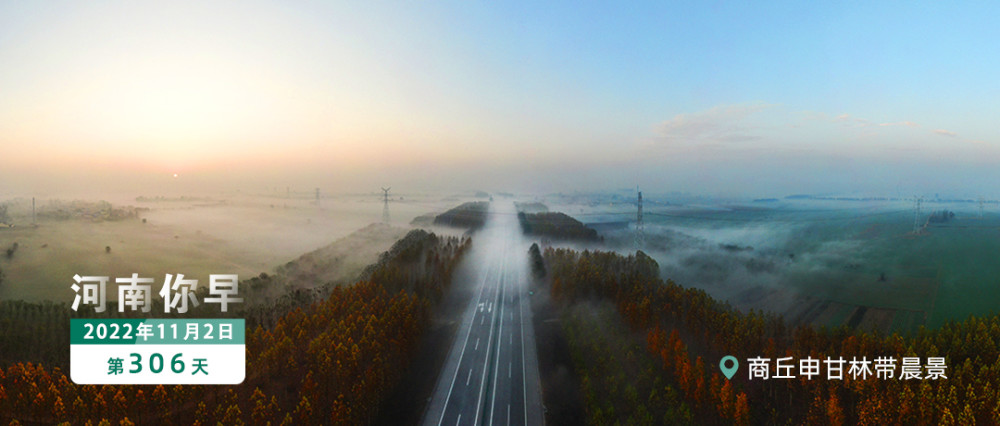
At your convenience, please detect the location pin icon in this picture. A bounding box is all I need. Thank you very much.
[720,355,739,380]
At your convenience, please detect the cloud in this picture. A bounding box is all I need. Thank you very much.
[654,103,770,147]
[834,113,873,127]
[836,114,921,129]
[932,129,958,137]
[878,121,919,128]
[797,111,828,122]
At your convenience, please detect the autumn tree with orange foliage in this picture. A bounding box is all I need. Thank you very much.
[542,247,1000,425]
[0,230,470,425]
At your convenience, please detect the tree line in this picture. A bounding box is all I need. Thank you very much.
[0,230,470,424]
[542,247,1000,425]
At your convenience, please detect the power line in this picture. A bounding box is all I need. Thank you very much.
[381,187,391,223]
[393,205,913,223]
[912,196,923,234]
[635,187,644,249]
[389,198,917,224]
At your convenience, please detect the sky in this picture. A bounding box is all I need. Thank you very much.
[1,1,999,197]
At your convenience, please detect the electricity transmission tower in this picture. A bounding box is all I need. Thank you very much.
[912,196,923,234]
[381,187,391,223]
[635,187,644,249]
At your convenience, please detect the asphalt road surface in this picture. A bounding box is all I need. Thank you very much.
[423,202,545,426]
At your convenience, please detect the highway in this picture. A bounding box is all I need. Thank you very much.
[423,202,545,426]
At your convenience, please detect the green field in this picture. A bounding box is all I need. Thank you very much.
[630,203,1000,333]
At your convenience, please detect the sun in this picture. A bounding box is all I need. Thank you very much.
[173,173,178,178]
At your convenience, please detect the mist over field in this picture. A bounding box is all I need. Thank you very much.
[4,1,1000,424]
[0,191,470,302]
[3,178,998,336]
[526,195,1000,333]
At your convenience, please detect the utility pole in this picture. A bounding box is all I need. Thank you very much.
[381,187,391,223]
[912,196,923,234]
[635,187,644,249]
